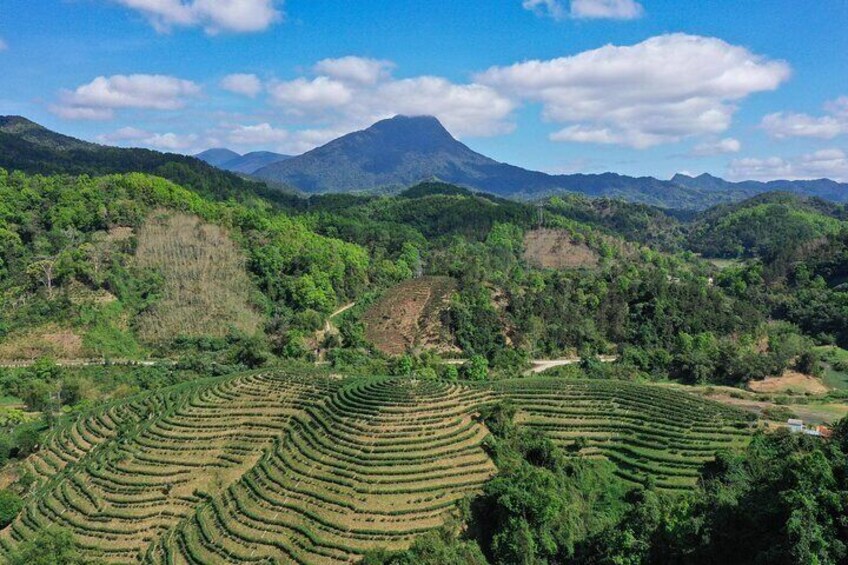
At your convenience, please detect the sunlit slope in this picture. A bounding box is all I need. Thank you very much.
[490,378,751,489]
[0,373,751,563]
[148,378,495,564]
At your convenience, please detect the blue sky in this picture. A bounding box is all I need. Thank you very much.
[1,0,846,181]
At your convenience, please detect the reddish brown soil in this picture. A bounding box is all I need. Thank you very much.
[523,228,600,269]
[363,276,458,356]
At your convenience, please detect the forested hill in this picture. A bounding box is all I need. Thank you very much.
[0,116,298,206]
[688,192,846,264]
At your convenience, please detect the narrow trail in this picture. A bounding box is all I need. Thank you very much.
[442,355,619,375]
[329,302,356,319]
[0,359,173,368]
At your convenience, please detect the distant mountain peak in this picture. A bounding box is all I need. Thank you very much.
[195,148,242,168]
[196,147,291,174]
[348,114,461,153]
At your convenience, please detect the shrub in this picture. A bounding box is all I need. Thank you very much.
[0,489,23,527]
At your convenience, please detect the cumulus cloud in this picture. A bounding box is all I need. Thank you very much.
[51,75,200,120]
[314,57,394,85]
[570,0,643,19]
[691,137,741,156]
[523,0,643,20]
[52,74,201,120]
[476,34,790,148]
[220,73,262,97]
[728,149,848,182]
[761,97,848,139]
[216,122,345,154]
[98,126,199,151]
[227,122,289,145]
[268,77,354,109]
[267,56,516,137]
[111,0,282,34]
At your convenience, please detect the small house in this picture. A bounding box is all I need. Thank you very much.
[787,419,804,433]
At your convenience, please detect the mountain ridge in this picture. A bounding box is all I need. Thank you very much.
[251,115,848,209]
[195,148,291,174]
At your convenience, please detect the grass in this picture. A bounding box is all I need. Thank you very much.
[817,346,848,391]
[705,258,741,270]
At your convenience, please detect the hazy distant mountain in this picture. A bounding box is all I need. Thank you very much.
[672,172,848,203]
[253,115,848,209]
[196,148,291,174]
[196,148,241,168]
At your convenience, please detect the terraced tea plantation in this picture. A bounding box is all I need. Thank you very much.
[0,371,752,563]
[490,378,752,490]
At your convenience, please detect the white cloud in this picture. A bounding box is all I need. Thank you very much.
[523,0,643,20]
[268,77,354,109]
[477,34,790,148]
[220,73,262,97]
[227,122,289,145]
[215,122,345,154]
[761,97,848,139]
[728,149,848,182]
[314,57,394,85]
[49,105,114,120]
[267,57,516,138]
[52,74,200,120]
[111,0,282,34]
[691,137,741,156]
[98,126,198,151]
[570,0,644,19]
[522,0,569,20]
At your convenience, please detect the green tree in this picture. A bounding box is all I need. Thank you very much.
[8,527,97,565]
[0,489,24,527]
[462,355,489,381]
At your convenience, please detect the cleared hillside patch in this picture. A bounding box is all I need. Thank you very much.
[523,228,600,269]
[363,276,458,355]
[134,210,262,344]
[0,324,84,360]
[748,370,829,395]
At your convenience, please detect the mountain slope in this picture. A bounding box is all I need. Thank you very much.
[253,115,709,208]
[688,192,845,262]
[195,147,241,168]
[222,150,291,174]
[673,172,848,203]
[0,115,293,204]
[253,115,848,209]
[196,148,291,174]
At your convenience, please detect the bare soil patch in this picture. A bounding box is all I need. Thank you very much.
[0,325,84,360]
[748,371,829,395]
[363,276,458,355]
[523,228,600,269]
